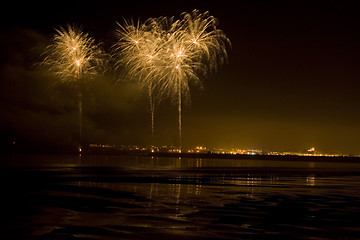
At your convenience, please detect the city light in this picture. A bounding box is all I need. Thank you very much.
[86,143,348,158]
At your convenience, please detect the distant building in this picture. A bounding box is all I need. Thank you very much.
[89,143,116,149]
[307,147,316,154]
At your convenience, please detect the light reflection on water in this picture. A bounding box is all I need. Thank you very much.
[1,154,360,239]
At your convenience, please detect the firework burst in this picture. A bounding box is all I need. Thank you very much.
[113,10,230,150]
[43,24,105,82]
[42,24,105,152]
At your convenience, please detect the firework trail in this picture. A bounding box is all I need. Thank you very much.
[42,24,105,152]
[113,10,230,150]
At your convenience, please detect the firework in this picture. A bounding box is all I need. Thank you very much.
[42,24,105,152]
[164,10,230,150]
[113,10,230,150]
[113,18,169,141]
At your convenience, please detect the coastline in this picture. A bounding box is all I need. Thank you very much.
[82,148,360,163]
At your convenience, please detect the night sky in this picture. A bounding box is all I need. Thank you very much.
[1,1,360,154]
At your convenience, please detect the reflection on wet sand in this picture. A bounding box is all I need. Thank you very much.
[306,175,316,186]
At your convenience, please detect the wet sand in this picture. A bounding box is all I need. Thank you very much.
[1,154,360,239]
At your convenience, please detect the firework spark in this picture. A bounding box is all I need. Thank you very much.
[113,10,230,150]
[42,24,105,152]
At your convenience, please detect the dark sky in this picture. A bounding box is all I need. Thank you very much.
[1,0,360,154]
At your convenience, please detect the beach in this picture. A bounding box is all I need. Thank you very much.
[1,154,360,239]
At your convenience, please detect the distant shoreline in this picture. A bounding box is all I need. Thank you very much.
[81,149,360,163]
